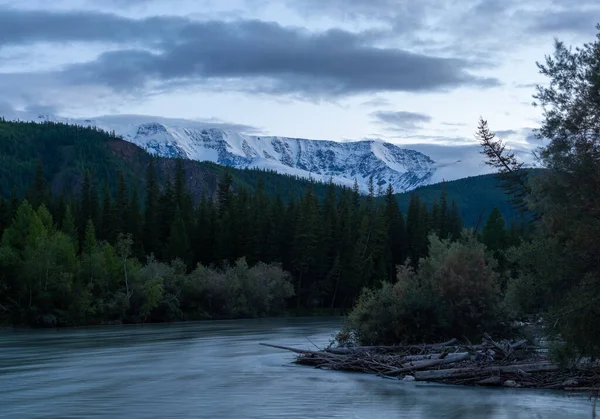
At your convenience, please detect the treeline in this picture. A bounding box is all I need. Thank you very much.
[0,152,469,326]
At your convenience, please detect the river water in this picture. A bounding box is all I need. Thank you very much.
[0,318,594,418]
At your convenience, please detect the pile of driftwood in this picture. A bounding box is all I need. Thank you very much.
[260,334,600,392]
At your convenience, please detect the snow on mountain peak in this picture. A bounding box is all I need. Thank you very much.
[1,111,492,193]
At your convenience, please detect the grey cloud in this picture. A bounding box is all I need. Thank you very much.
[371,110,432,131]
[360,97,392,108]
[0,8,191,47]
[188,118,265,135]
[90,114,266,135]
[0,7,503,109]
[441,122,466,127]
[495,129,518,137]
[286,0,424,24]
[528,10,600,35]
[24,103,61,115]
[37,15,499,98]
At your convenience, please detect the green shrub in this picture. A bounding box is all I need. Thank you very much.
[338,230,507,345]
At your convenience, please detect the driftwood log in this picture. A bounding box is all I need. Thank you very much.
[260,336,600,392]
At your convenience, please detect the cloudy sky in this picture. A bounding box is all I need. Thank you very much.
[1,0,598,149]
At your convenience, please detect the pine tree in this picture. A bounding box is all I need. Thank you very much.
[481,207,508,252]
[83,218,97,256]
[167,207,191,265]
[384,183,406,281]
[438,186,449,239]
[217,168,233,216]
[100,183,113,242]
[78,170,95,247]
[476,117,531,215]
[406,193,421,266]
[292,185,320,308]
[61,205,78,246]
[448,200,463,240]
[0,198,7,239]
[115,171,128,235]
[143,158,159,257]
[157,180,176,260]
[126,187,143,258]
[9,185,19,219]
[27,159,49,210]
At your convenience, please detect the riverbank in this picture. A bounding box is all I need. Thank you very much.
[0,309,347,331]
[262,335,600,395]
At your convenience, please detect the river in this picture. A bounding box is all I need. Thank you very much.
[0,318,594,418]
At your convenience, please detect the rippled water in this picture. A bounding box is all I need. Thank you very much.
[0,318,594,418]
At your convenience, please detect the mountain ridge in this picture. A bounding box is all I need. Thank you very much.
[1,111,493,193]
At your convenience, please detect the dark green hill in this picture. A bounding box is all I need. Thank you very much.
[394,173,536,227]
[0,119,337,202]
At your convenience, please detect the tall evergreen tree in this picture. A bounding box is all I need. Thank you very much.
[61,205,78,247]
[481,207,508,252]
[406,193,421,266]
[143,158,160,257]
[384,183,406,281]
[115,171,128,235]
[438,186,449,239]
[100,183,113,242]
[0,198,7,239]
[167,207,191,265]
[217,168,233,216]
[26,159,50,210]
[448,200,463,240]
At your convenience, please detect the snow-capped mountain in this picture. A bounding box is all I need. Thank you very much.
[2,111,493,193]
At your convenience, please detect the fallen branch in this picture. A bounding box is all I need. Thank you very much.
[259,335,599,391]
[414,363,559,381]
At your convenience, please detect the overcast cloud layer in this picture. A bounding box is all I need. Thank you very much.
[0,0,598,146]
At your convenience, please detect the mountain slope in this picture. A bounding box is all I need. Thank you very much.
[3,111,493,194]
[394,173,530,228]
[0,119,521,229]
[0,120,342,203]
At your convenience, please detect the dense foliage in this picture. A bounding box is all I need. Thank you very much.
[0,122,467,325]
[499,25,600,359]
[336,231,509,346]
[394,173,525,229]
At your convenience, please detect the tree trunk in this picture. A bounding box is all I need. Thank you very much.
[414,363,559,381]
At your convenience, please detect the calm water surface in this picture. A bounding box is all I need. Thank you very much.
[0,318,594,418]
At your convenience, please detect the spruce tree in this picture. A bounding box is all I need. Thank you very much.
[61,205,78,247]
[167,207,191,266]
[126,187,143,258]
[406,193,421,266]
[481,207,508,252]
[0,198,6,239]
[115,171,128,235]
[217,168,233,216]
[100,183,113,242]
[384,183,406,281]
[448,200,463,240]
[438,187,449,239]
[143,158,159,257]
[27,159,49,210]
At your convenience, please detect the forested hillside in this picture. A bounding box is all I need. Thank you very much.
[0,120,484,327]
[0,119,339,203]
[394,173,529,227]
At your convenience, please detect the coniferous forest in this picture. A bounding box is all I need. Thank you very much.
[0,119,471,327]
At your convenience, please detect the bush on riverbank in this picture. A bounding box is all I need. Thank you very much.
[336,231,510,345]
[0,201,295,326]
